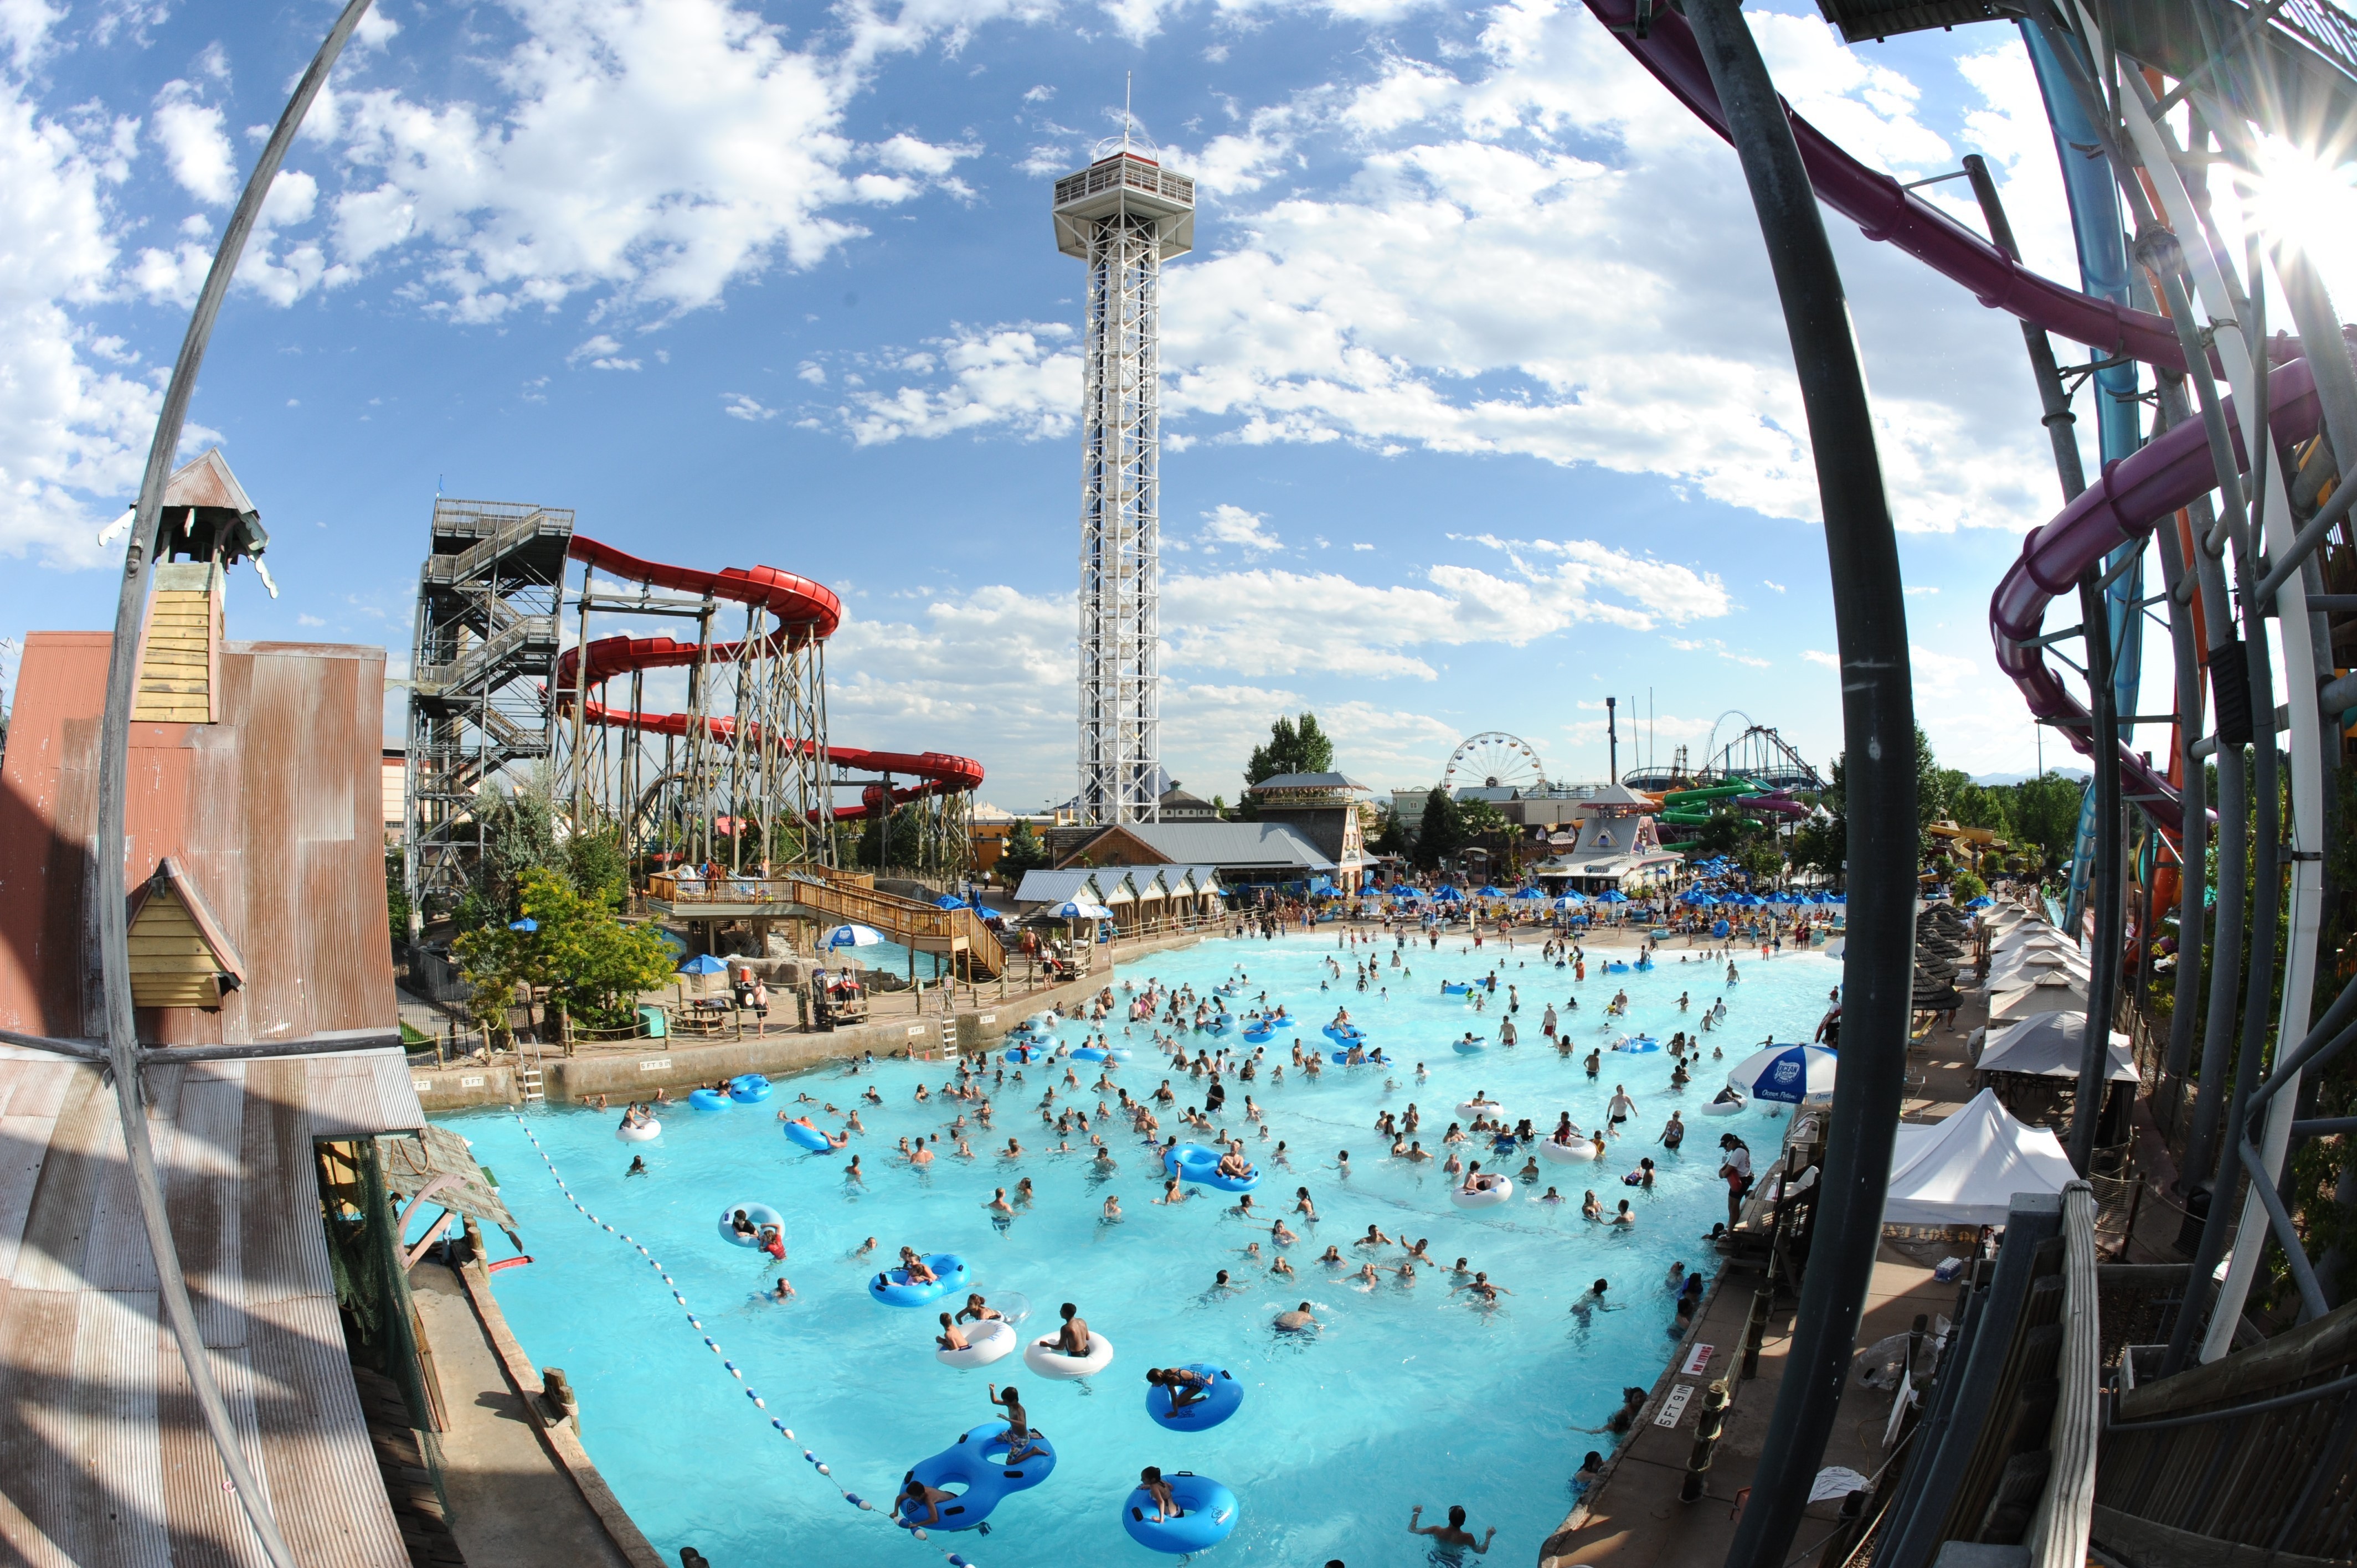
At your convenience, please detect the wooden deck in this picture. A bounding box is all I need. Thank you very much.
[0,1043,426,1566]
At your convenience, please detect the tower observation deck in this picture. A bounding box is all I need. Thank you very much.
[1054,147,1193,825]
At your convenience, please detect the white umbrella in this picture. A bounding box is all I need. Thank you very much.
[1984,951,2089,991]
[1727,1042,1839,1104]
[824,923,886,950]
[1047,900,1115,920]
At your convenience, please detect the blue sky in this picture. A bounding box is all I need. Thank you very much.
[0,0,2272,808]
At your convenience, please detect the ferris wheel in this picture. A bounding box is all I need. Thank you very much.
[1441,731,1548,793]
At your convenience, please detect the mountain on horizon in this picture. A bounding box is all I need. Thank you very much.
[1970,770,2090,787]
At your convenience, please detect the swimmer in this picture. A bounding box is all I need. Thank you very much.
[955,1293,1003,1324]
[1271,1254,1295,1278]
[625,1156,647,1177]
[1355,1224,1394,1248]
[1316,1244,1344,1266]
[1272,1218,1299,1247]
[771,1278,795,1301]
[1409,1504,1497,1555]
[1274,1301,1319,1332]
[1103,1195,1124,1222]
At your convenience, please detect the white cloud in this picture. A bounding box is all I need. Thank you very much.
[152,77,234,205]
[1164,535,1729,679]
[722,392,779,420]
[1763,580,1786,593]
[1802,649,1840,669]
[0,25,165,566]
[568,334,642,370]
[1197,503,1281,554]
[1904,584,1941,596]
[830,323,1078,444]
[320,0,976,323]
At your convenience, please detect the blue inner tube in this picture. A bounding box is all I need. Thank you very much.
[1440,984,1470,995]
[1121,1474,1239,1554]
[1071,1047,1109,1062]
[717,1203,784,1249]
[1162,1143,1216,1177]
[1146,1365,1243,1432]
[1452,1039,1488,1055]
[895,1421,1056,1533]
[687,1087,734,1112]
[1241,1025,1273,1043]
[729,1074,773,1103]
[1604,962,1630,973]
[1200,1017,1232,1035]
[869,1253,970,1308]
[784,1120,836,1153]
[1619,1036,1661,1053]
[1322,1024,1363,1042]
[1004,1045,1042,1065]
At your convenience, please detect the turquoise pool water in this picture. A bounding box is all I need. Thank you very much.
[445,933,1841,1565]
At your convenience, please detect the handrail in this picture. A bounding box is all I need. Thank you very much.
[645,869,1004,977]
[2025,1180,2101,1567]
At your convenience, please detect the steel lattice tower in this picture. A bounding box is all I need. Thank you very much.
[1054,145,1193,824]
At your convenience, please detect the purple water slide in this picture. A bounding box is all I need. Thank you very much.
[1990,357,2325,835]
[1737,792,1811,819]
[1583,0,2186,370]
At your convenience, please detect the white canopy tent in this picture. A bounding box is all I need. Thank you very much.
[1983,951,2090,994]
[1976,1012,2138,1082]
[1883,1089,2079,1227]
[1988,972,2091,1023]
[1989,929,2077,961]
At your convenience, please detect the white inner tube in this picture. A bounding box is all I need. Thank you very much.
[1456,1100,1503,1119]
[616,1117,661,1142]
[1450,1177,1516,1210]
[935,1318,1017,1369]
[1022,1330,1116,1379]
[1538,1138,1594,1164]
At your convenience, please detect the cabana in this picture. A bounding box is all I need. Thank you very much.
[1883,1089,2078,1229]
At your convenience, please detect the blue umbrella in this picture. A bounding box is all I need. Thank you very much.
[1476,885,1505,898]
[678,953,729,973]
[1597,889,1628,904]
[1551,894,1587,910]
[1680,891,1716,906]
[1964,894,1995,909]
[1392,888,1423,901]
[933,895,970,909]
[1432,886,1465,902]
[1728,1043,1838,1104]
[1511,887,1547,901]
[508,917,539,932]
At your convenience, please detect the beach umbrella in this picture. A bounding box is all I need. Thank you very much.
[1551,894,1587,910]
[1964,895,1995,909]
[1728,1042,1839,1104]
[1681,891,1716,906]
[508,917,539,932]
[1597,889,1628,904]
[933,894,970,909]
[822,924,886,950]
[1511,886,1547,901]
[1432,886,1465,902]
[1047,900,1115,921]
[1476,884,1505,898]
[678,952,729,972]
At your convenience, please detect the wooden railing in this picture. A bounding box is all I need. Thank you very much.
[642,868,1003,979]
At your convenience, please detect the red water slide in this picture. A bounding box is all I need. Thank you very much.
[555,535,984,820]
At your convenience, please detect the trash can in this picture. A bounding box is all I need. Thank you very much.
[638,1004,667,1039]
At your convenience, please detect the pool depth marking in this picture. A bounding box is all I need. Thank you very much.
[509,1115,987,1567]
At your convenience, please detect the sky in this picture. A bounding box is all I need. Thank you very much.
[0,0,2333,812]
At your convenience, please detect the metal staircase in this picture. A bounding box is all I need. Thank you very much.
[405,498,577,921]
[516,1044,546,1105]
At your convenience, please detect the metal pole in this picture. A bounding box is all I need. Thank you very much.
[1680,6,1915,1565]
[91,8,377,1566]
[2072,563,2123,1173]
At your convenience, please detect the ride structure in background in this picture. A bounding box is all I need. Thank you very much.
[1622,713,1825,793]
[1440,730,1550,793]
[404,498,984,920]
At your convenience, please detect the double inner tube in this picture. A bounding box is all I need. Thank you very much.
[935,1318,1017,1369]
[687,1087,734,1111]
[728,1074,773,1103]
[784,1118,837,1152]
[717,1203,785,1251]
[1540,1138,1597,1164]
[1121,1474,1238,1554]
[894,1421,1056,1532]
[615,1115,661,1142]
[1145,1364,1243,1432]
[1163,1143,1260,1194]
[869,1253,970,1307]
[1450,1177,1515,1210]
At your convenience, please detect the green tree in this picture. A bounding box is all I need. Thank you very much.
[2007,771,2087,874]
[1949,867,1988,901]
[1371,808,1412,860]
[1244,712,1336,791]
[567,827,630,909]
[452,867,675,1037]
[1414,787,1466,870]
[454,782,562,931]
[385,847,410,947]
[1792,756,1847,881]
[997,821,1051,880]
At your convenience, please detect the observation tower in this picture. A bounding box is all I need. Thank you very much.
[1053,132,1194,824]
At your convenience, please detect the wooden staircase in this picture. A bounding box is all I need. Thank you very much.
[133,564,221,724]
